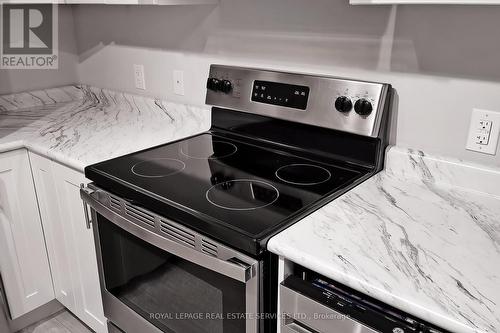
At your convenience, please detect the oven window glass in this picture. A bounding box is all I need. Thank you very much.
[97,215,246,333]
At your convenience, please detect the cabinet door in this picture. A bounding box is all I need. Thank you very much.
[1,0,65,3]
[350,0,500,4]
[155,0,218,4]
[52,162,107,333]
[0,149,54,319]
[29,152,77,313]
[64,0,106,3]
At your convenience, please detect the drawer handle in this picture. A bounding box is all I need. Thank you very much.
[283,320,318,333]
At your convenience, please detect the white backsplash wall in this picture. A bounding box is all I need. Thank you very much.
[0,6,79,95]
[68,1,500,168]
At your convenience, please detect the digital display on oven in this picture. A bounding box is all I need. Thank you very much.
[251,80,310,110]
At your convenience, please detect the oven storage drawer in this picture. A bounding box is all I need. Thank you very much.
[280,283,376,333]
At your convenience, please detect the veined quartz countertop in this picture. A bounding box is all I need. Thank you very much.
[0,86,211,172]
[268,148,500,333]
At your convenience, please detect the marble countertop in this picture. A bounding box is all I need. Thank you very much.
[268,148,500,333]
[0,86,211,172]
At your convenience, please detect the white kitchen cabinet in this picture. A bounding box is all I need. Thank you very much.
[63,0,105,2]
[29,152,106,333]
[2,0,217,4]
[0,149,54,319]
[81,0,218,3]
[350,0,500,4]
[51,161,107,333]
[1,0,64,3]
[29,153,77,314]
[155,0,218,4]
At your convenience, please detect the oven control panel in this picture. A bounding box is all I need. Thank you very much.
[205,65,391,137]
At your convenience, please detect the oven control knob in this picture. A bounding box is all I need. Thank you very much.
[335,96,353,113]
[354,98,373,116]
[206,78,221,91]
[220,80,233,94]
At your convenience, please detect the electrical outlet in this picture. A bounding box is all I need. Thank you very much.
[466,108,500,155]
[173,70,185,96]
[133,64,146,90]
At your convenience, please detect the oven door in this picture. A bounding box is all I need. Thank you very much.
[81,185,260,333]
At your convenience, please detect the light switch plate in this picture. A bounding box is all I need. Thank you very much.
[466,108,500,155]
[133,64,146,90]
[173,70,185,96]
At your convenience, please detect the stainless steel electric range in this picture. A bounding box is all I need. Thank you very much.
[80,65,392,333]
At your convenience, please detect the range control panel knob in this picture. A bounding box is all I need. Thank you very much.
[354,98,373,116]
[207,78,233,94]
[334,96,353,113]
[220,79,233,94]
[206,77,221,91]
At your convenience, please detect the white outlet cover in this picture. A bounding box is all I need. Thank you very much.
[466,108,500,155]
[133,64,146,90]
[173,70,185,96]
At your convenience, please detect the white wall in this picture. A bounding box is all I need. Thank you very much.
[1,2,499,166]
[0,6,79,94]
[73,1,500,167]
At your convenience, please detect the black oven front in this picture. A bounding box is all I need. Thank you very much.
[81,185,262,333]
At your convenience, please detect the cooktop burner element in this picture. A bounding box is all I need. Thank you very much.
[131,158,186,178]
[206,179,279,211]
[89,133,360,240]
[180,138,238,160]
[275,164,332,186]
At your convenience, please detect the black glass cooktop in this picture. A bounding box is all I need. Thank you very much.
[86,132,364,255]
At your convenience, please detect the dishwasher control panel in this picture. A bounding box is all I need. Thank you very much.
[280,266,448,333]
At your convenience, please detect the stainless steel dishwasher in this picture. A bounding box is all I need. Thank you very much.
[280,266,447,333]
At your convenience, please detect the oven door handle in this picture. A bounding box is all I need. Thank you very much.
[80,186,257,283]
